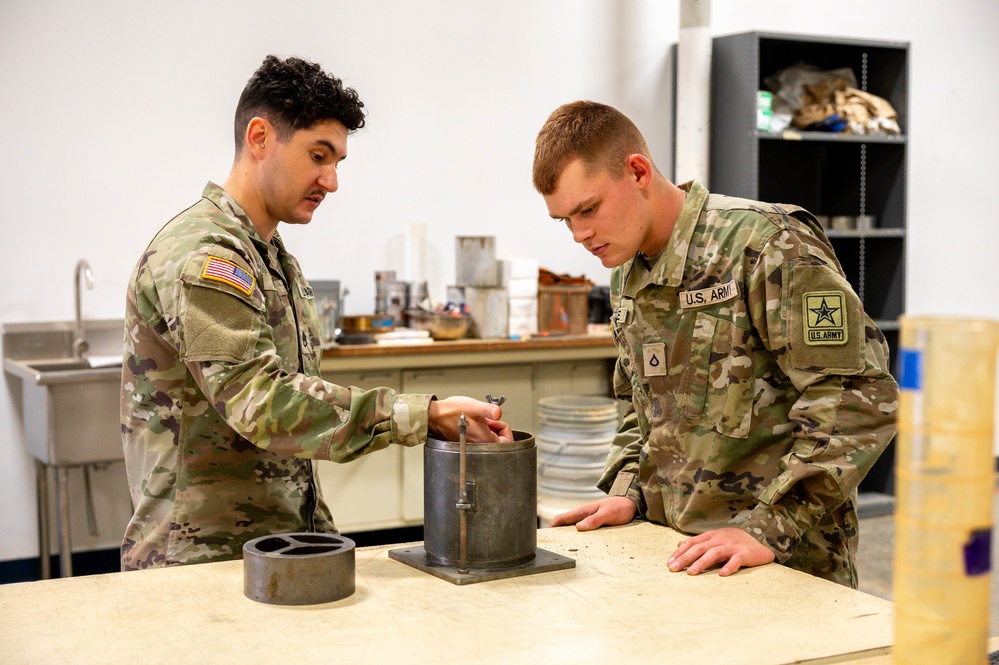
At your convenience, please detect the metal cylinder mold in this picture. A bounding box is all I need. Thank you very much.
[243,532,355,605]
[424,430,537,569]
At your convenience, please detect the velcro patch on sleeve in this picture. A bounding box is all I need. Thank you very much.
[201,256,255,296]
[183,285,258,363]
[787,263,863,372]
[609,471,637,497]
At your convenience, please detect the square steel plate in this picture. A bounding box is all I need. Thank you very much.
[387,545,575,585]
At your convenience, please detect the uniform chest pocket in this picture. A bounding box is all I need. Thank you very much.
[297,294,322,374]
[682,311,755,439]
[259,275,300,372]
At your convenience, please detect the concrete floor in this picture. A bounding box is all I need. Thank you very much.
[856,489,999,637]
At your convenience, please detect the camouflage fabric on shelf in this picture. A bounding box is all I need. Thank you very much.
[120,182,432,570]
[599,180,899,587]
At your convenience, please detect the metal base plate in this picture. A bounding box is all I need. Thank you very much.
[387,545,575,585]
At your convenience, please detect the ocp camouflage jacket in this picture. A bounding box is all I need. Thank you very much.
[601,181,898,586]
[120,182,432,570]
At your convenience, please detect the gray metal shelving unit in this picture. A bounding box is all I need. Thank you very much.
[709,31,909,499]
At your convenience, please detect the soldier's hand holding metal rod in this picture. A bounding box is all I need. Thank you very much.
[428,396,514,442]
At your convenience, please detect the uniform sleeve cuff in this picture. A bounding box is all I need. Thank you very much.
[391,393,434,447]
[741,504,803,564]
[602,468,646,516]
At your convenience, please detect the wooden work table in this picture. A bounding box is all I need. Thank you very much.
[0,521,897,665]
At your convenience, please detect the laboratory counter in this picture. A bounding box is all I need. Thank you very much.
[318,332,617,436]
[1,521,900,665]
[320,332,617,371]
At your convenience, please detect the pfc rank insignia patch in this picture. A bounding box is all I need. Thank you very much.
[803,291,848,345]
[643,342,667,377]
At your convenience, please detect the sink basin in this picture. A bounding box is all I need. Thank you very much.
[10,358,122,385]
[3,320,124,465]
[28,361,92,372]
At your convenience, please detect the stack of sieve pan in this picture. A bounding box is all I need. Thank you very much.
[536,395,619,500]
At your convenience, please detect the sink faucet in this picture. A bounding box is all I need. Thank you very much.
[74,259,94,359]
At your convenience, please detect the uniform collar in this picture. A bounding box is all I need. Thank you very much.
[621,180,708,297]
[202,181,287,254]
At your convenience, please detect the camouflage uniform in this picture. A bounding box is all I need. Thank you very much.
[600,181,898,587]
[120,182,433,570]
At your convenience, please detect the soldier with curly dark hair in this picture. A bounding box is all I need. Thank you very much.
[120,56,511,570]
[232,55,366,153]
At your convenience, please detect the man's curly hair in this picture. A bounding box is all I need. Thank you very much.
[234,55,366,152]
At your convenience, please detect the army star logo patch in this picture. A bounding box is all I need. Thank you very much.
[803,291,847,345]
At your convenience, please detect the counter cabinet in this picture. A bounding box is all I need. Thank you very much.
[316,336,618,533]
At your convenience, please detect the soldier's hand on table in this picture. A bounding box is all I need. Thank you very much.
[428,397,514,442]
[667,527,775,577]
[549,496,637,530]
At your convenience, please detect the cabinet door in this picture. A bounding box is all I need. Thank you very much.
[402,364,536,433]
[536,360,613,401]
[400,445,424,523]
[401,364,536,522]
[315,369,406,533]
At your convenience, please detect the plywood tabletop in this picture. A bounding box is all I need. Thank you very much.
[0,521,894,665]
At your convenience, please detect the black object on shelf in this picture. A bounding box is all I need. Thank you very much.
[588,285,612,324]
[709,31,909,497]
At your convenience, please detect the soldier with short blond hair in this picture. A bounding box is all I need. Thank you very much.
[536,101,897,587]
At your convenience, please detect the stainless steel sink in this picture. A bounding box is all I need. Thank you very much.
[3,319,124,465]
[27,360,92,372]
[4,274,126,580]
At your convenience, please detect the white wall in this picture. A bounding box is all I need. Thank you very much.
[1,0,996,564]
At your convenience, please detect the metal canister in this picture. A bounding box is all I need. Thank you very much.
[374,270,396,317]
[385,281,409,326]
[423,430,537,569]
[455,236,497,287]
[243,533,355,605]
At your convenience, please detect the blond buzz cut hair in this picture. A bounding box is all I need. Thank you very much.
[532,101,654,195]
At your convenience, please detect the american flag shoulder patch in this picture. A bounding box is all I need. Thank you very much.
[201,256,255,296]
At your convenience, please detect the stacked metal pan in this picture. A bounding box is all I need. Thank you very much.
[536,395,619,500]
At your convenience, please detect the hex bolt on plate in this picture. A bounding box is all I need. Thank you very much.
[243,532,355,605]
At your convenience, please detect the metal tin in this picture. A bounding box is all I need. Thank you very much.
[310,280,341,346]
[243,532,355,605]
[855,214,877,230]
[461,285,508,339]
[830,215,856,231]
[455,236,497,287]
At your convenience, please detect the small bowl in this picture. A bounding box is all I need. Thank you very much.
[407,311,470,340]
[341,314,394,335]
